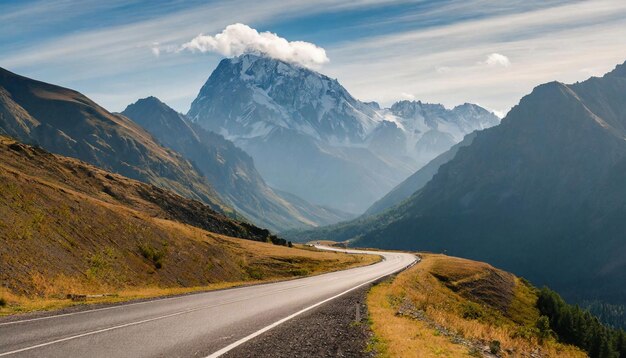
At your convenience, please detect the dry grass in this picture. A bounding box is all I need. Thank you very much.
[367,254,585,357]
[368,280,471,358]
[0,136,379,317]
[0,221,378,316]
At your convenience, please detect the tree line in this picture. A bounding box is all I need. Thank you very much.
[537,288,626,358]
[583,300,626,330]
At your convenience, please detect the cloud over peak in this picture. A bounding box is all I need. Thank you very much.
[485,53,511,67]
[181,23,329,68]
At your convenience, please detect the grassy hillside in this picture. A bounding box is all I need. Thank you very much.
[367,254,585,357]
[0,136,378,315]
[0,67,230,214]
[121,96,352,232]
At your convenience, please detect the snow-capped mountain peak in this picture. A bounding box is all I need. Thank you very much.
[187,54,500,212]
[188,54,383,144]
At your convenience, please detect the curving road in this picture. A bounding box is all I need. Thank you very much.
[0,246,416,358]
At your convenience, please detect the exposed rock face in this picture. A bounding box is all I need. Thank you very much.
[188,54,498,213]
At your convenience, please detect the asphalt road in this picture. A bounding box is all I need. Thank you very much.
[0,246,416,358]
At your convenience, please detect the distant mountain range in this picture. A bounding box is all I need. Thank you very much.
[0,67,228,214]
[122,97,351,232]
[187,54,499,213]
[296,61,626,305]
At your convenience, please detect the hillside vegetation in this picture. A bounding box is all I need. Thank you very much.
[538,288,626,357]
[315,61,626,310]
[0,67,229,214]
[0,136,378,315]
[367,254,585,357]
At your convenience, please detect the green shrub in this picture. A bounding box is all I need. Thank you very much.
[510,325,538,340]
[489,340,501,354]
[288,269,309,276]
[535,316,552,342]
[87,252,111,278]
[468,347,482,357]
[138,243,166,269]
[245,266,264,280]
[461,302,484,320]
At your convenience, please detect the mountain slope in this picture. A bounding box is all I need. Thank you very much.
[365,131,477,215]
[187,54,498,213]
[351,61,626,304]
[0,136,376,310]
[122,97,351,231]
[0,67,228,213]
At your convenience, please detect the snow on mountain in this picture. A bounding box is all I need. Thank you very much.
[188,54,384,145]
[188,54,499,213]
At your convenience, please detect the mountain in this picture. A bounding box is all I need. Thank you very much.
[384,100,498,162]
[122,97,351,231]
[365,131,477,215]
[187,54,499,213]
[0,135,367,300]
[338,61,626,305]
[0,67,228,213]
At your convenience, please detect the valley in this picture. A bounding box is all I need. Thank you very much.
[292,61,626,315]
[1,4,625,356]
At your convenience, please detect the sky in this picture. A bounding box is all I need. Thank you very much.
[1,0,626,117]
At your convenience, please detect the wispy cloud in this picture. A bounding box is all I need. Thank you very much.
[1,0,625,115]
[181,23,329,68]
[324,0,626,115]
[0,0,396,111]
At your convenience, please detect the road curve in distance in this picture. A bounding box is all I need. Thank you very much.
[0,246,416,358]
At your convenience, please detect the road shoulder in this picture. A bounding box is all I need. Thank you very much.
[222,280,379,358]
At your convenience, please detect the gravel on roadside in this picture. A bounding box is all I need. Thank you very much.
[222,282,379,358]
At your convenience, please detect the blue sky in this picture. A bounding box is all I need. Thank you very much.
[1,0,626,116]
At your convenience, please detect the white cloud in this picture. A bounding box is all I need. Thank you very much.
[484,53,511,67]
[400,92,416,100]
[181,23,329,68]
[151,43,160,57]
[2,0,626,114]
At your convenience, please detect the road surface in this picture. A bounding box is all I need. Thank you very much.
[0,246,416,357]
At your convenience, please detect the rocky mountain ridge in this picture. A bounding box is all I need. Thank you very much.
[123,96,351,231]
[187,54,499,212]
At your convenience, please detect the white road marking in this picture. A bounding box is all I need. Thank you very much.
[0,247,416,358]
[0,281,322,356]
[204,256,416,358]
[0,276,320,327]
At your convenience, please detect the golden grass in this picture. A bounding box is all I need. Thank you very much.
[367,254,586,358]
[0,137,380,317]
[0,242,378,317]
[368,280,471,358]
[0,229,378,317]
